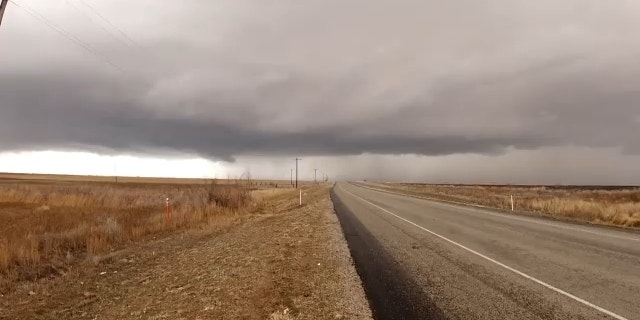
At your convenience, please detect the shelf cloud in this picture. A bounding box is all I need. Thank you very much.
[1,0,639,182]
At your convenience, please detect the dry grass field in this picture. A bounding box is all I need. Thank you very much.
[0,172,296,187]
[364,182,640,228]
[0,173,298,292]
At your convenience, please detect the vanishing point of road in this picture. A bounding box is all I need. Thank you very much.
[332,182,640,320]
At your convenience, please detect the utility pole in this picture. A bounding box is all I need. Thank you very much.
[295,158,301,189]
[0,0,9,27]
[314,169,318,184]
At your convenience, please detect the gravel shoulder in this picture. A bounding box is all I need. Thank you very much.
[1,185,371,320]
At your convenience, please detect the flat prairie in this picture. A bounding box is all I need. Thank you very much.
[0,172,296,187]
[0,177,256,285]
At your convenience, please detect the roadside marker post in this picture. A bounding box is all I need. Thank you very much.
[299,189,302,206]
[166,197,172,223]
[510,195,514,211]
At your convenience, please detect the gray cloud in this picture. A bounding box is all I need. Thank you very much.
[1,0,640,164]
[0,72,538,161]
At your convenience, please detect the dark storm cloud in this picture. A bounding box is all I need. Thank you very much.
[1,72,541,161]
[1,0,640,161]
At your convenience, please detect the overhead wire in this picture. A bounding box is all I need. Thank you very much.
[64,0,131,48]
[8,0,125,72]
[74,0,138,47]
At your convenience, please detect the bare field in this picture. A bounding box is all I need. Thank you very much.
[364,182,640,227]
[0,172,300,188]
[0,177,299,291]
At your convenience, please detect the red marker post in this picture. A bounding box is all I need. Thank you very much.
[166,197,172,224]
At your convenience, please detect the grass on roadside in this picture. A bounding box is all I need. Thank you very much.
[369,183,640,227]
[0,180,256,287]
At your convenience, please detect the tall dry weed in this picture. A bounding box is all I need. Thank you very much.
[0,181,253,283]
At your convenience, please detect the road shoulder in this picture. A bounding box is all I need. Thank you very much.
[2,186,372,320]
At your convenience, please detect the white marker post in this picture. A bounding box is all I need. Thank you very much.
[166,197,172,223]
[510,195,514,211]
[299,189,302,206]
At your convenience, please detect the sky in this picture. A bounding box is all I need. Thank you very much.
[1,0,640,184]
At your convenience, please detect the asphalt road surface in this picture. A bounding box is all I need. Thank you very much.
[332,182,640,320]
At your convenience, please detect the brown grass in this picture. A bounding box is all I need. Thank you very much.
[0,179,258,286]
[367,182,640,227]
[0,172,307,187]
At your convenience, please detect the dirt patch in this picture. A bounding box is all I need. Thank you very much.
[0,186,371,320]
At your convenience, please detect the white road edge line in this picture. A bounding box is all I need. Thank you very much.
[444,202,640,242]
[339,185,629,320]
[354,183,640,242]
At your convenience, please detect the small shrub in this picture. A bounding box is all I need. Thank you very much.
[206,182,251,209]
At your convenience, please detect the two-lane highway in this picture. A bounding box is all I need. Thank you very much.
[332,182,640,320]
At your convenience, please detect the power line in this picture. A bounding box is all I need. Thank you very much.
[75,0,138,47]
[8,0,124,71]
[65,0,131,48]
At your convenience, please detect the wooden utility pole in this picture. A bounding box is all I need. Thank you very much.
[295,158,301,189]
[0,0,9,27]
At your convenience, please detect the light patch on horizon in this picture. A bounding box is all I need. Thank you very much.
[0,146,639,185]
[0,151,226,179]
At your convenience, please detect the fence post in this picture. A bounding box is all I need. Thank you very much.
[166,197,172,223]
